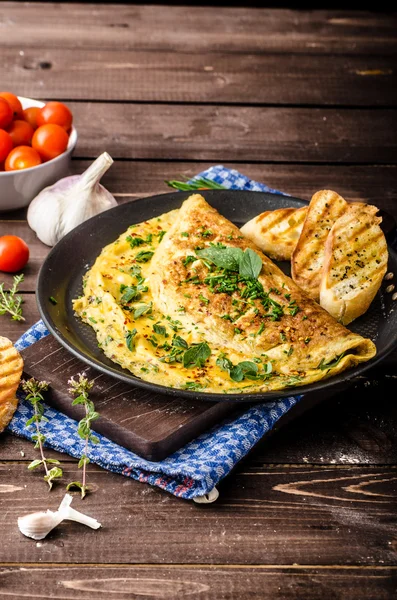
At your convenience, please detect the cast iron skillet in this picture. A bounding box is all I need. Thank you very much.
[37,190,397,403]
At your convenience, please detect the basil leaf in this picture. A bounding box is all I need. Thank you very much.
[120,285,141,303]
[239,248,262,279]
[230,365,244,382]
[153,323,166,336]
[125,328,137,351]
[173,335,188,349]
[134,303,152,319]
[196,246,243,272]
[183,342,211,368]
[238,361,259,375]
[216,354,233,372]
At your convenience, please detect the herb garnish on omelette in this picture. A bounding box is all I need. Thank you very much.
[73,194,376,393]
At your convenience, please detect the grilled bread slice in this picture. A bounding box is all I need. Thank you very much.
[0,336,23,433]
[319,204,387,325]
[291,190,349,300]
[240,206,308,261]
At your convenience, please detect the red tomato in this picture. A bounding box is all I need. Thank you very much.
[0,235,29,273]
[32,124,69,161]
[5,146,42,171]
[7,120,34,147]
[0,98,13,129]
[0,129,13,162]
[0,92,23,118]
[37,101,73,131]
[22,107,40,130]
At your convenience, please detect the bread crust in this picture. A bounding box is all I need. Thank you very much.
[319,204,388,325]
[291,190,348,300]
[0,336,23,433]
[240,206,307,261]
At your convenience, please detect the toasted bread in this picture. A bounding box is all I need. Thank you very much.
[319,204,387,325]
[240,206,308,261]
[291,190,349,300]
[0,336,23,433]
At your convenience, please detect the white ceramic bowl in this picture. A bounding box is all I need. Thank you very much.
[0,96,77,211]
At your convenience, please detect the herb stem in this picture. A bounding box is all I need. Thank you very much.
[33,403,49,478]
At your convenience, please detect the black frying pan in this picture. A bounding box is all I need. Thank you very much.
[37,190,397,403]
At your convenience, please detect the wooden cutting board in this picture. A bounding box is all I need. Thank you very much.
[20,335,357,461]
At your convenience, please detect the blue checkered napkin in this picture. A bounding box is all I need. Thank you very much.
[7,166,300,500]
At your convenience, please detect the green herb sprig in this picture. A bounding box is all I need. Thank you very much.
[165,177,226,191]
[0,274,25,321]
[22,378,63,490]
[67,374,100,499]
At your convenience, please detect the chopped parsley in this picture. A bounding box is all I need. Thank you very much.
[181,232,189,238]
[183,382,205,391]
[88,317,97,324]
[135,250,154,263]
[148,335,158,347]
[157,230,166,242]
[317,352,347,371]
[182,255,196,267]
[198,293,209,305]
[127,236,145,248]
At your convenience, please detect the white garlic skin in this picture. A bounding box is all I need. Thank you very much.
[18,494,101,541]
[18,510,64,540]
[27,152,117,247]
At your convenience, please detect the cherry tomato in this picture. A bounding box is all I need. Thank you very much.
[0,235,29,273]
[37,101,73,131]
[7,120,34,147]
[0,92,22,118]
[0,98,13,129]
[5,146,42,171]
[22,106,40,130]
[0,129,13,162]
[32,124,69,161]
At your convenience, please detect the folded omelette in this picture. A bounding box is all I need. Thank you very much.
[73,194,376,394]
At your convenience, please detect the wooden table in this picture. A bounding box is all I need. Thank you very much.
[1,4,397,598]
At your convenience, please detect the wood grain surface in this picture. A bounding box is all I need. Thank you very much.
[52,103,397,163]
[1,565,396,599]
[1,5,396,55]
[1,3,396,598]
[2,48,397,106]
[1,463,396,565]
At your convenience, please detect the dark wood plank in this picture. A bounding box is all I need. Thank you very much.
[0,294,40,340]
[66,103,397,164]
[3,48,397,106]
[1,5,396,55]
[1,463,396,565]
[0,565,396,599]
[2,367,396,464]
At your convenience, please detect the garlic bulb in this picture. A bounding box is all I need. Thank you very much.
[18,493,101,540]
[27,152,117,246]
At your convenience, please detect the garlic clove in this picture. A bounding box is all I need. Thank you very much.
[27,152,117,247]
[18,509,64,541]
[18,493,101,540]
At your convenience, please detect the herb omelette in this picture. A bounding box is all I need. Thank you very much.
[73,194,376,394]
